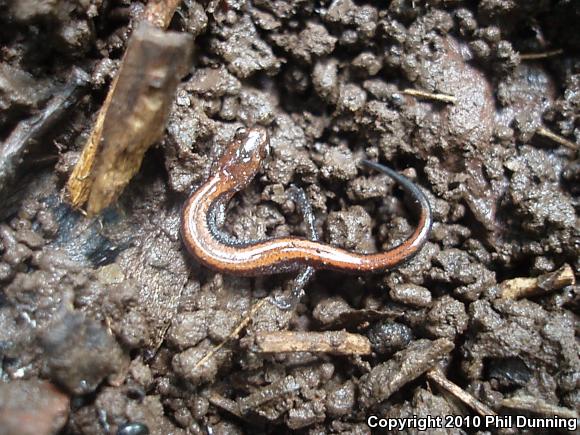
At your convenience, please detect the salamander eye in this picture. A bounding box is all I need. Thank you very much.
[260,140,270,159]
[234,127,248,141]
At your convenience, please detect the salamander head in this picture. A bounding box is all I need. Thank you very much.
[216,126,270,188]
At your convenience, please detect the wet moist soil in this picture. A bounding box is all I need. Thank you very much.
[0,1,579,434]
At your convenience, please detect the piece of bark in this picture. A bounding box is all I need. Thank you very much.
[0,68,88,201]
[66,21,192,215]
[500,263,575,299]
[247,330,372,355]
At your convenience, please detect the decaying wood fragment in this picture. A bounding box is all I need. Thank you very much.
[144,0,183,28]
[500,263,575,299]
[248,331,372,355]
[66,21,192,215]
[426,369,497,417]
[0,68,88,201]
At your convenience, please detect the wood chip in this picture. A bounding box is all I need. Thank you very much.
[66,21,192,215]
[249,330,372,355]
[500,263,575,299]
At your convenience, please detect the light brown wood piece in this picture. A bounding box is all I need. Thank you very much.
[536,126,578,150]
[500,263,575,299]
[251,330,372,355]
[144,0,183,28]
[402,88,457,104]
[66,22,192,214]
[427,369,497,417]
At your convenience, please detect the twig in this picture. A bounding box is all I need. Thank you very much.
[536,126,578,150]
[502,395,578,419]
[520,49,563,60]
[500,263,575,300]
[67,0,183,202]
[402,88,457,104]
[192,298,268,372]
[208,393,244,418]
[427,369,497,417]
[248,330,372,355]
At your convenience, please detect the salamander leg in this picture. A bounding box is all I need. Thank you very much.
[269,185,318,310]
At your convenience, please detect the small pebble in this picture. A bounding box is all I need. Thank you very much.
[117,422,150,435]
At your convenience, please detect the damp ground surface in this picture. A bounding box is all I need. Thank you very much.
[0,1,579,434]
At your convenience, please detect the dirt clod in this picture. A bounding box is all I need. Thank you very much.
[0,380,69,435]
[40,312,128,395]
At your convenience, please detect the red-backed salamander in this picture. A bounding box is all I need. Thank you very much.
[181,126,432,276]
